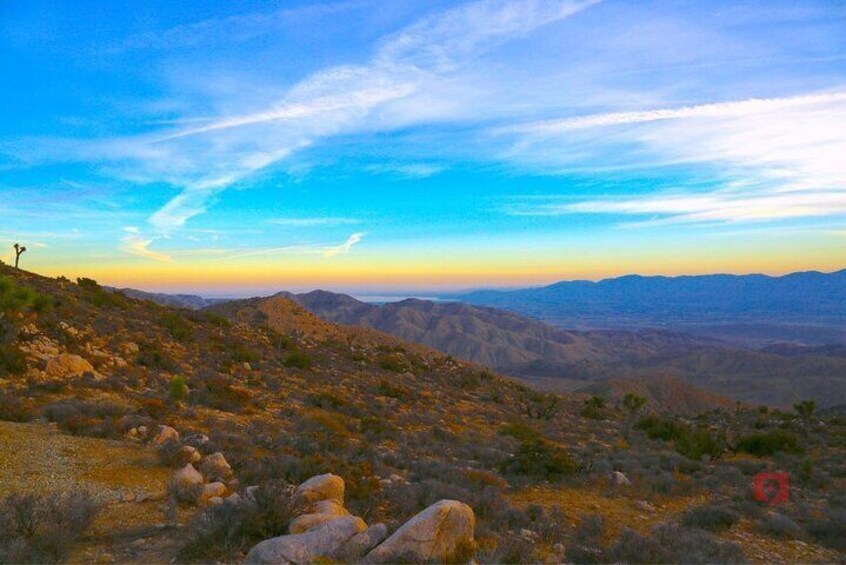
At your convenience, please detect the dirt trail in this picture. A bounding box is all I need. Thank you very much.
[0,421,192,563]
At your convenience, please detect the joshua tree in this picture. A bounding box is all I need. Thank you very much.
[622,393,647,440]
[794,399,816,436]
[13,243,26,269]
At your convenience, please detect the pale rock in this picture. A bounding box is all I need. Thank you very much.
[610,471,631,486]
[178,445,202,465]
[151,425,179,446]
[289,500,351,534]
[209,496,224,506]
[200,482,227,503]
[245,516,366,564]
[365,500,475,564]
[334,523,388,561]
[199,452,233,481]
[172,464,204,491]
[294,473,344,505]
[45,354,94,378]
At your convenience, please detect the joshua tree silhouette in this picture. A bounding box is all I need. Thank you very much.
[13,243,26,269]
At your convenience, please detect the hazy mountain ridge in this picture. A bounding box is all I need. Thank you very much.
[268,290,846,408]
[452,269,846,345]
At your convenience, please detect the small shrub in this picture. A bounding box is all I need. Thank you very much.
[0,491,99,564]
[676,427,723,461]
[170,374,188,403]
[736,430,803,456]
[178,482,303,561]
[159,312,193,342]
[758,512,802,540]
[377,352,409,373]
[607,523,745,564]
[499,422,541,443]
[283,349,312,369]
[807,507,846,551]
[682,503,740,531]
[636,416,687,441]
[500,438,576,481]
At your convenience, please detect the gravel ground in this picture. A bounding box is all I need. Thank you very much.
[0,420,187,563]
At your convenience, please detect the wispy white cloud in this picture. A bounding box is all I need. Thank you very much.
[268,217,361,227]
[227,232,365,259]
[365,162,445,179]
[505,92,846,134]
[324,232,364,257]
[121,227,173,262]
[502,88,846,224]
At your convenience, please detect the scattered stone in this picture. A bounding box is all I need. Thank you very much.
[610,471,631,486]
[244,516,367,564]
[365,500,475,563]
[177,445,202,465]
[45,353,95,378]
[172,463,204,492]
[199,452,233,482]
[294,473,345,505]
[635,500,656,513]
[200,481,227,503]
[152,425,179,446]
[225,493,242,505]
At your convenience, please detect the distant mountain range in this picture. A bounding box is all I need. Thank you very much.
[111,268,846,408]
[451,269,846,346]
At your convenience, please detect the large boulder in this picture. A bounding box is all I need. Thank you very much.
[294,473,344,505]
[152,425,179,446]
[289,500,351,534]
[244,516,366,564]
[335,523,388,561]
[199,452,233,481]
[176,445,202,465]
[170,463,204,501]
[200,482,227,503]
[45,354,94,378]
[365,500,475,563]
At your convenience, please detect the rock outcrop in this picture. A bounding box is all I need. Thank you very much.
[45,353,94,378]
[244,516,367,564]
[365,500,475,563]
[294,473,344,505]
[199,452,233,481]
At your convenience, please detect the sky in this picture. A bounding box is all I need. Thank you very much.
[1,0,845,296]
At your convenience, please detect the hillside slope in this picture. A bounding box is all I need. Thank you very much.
[273,290,846,408]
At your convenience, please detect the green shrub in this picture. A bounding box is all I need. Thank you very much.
[636,416,688,441]
[159,312,193,342]
[499,422,541,443]
[283,349,312,369]
[500,438,576,481]
[675,427,723,461]
[170,375,188,403]
[736,429,803,456]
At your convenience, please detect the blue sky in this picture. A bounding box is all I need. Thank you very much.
[1,0,845,294]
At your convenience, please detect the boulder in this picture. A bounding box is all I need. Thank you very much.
[610,471,631,486]
[334,523,388,561]
[294,473,344,505]
[289,500,351,534]
[152,425,179,446]
[171,464,204,495]
[365,500,475,564]
[199,452,233,481]
[177,445,202,465]
[45,354,94,378]
[244,516,366,564]
[200,482,227,503]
